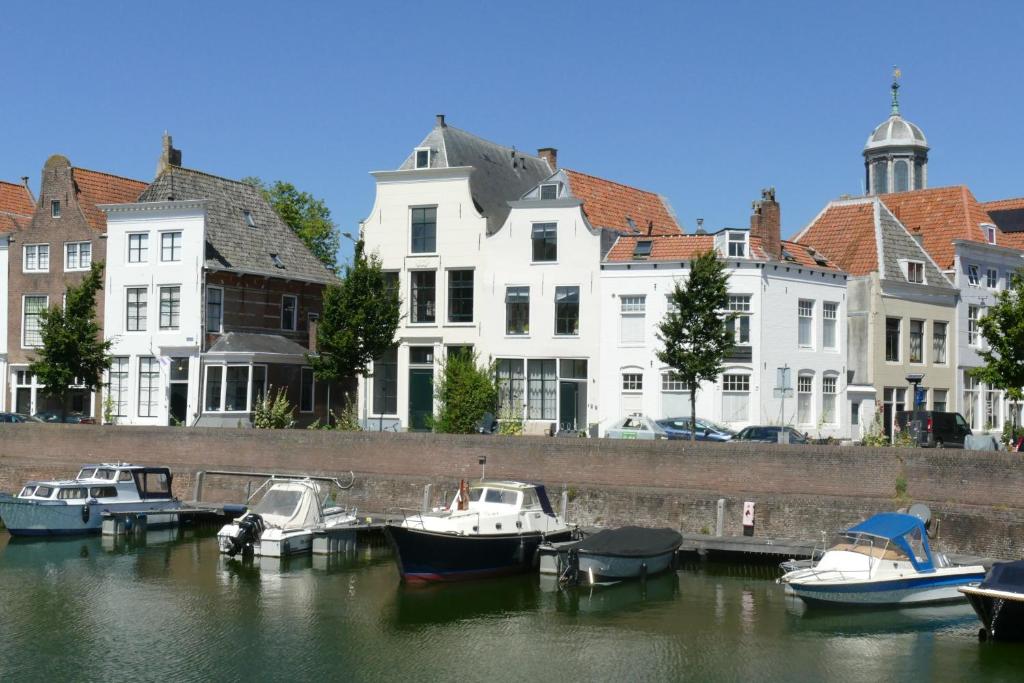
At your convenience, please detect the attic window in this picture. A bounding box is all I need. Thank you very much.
[812,254,830,267]
[728,231,746,257]
[626,216,637,232]
[984,224,997,245]
[244,210,256,228]
[633,241,653,259]
[415,148,431,169]
[781,249,796,262]
[51,200,61,218]
[271,253,285,269]
[540,183,558,200]
[904,260,925,284]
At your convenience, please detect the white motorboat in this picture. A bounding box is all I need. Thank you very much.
[0,463,181,536]
[779,512,986,606]
[385,479,576,582]
[217,475,357,558]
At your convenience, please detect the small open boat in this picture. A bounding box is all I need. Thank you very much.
[540,526,683,585]
[779,512,985,606]
[386,479,575,582]
[960,561,1024,641]
[0,464,181,536]
[217,475,357,558]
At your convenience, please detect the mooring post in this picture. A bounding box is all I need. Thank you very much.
[561,490,569,521]
[422,484,432,513]
[715,498,725,537]
[194,471,206,502]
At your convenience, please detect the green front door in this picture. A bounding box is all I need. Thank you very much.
[409,368,434,431]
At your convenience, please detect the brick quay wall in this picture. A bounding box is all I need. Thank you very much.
[1,425,1022,558]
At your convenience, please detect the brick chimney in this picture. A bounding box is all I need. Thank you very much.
[750,187,781,258]
[156,132,182,177]
[537,147,558,170]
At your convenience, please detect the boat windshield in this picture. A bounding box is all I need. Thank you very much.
[34,486,54,498]
[468,488,483,502]
[253,490,303,517]
[77,468,95,479]
[95,469,116,480]
[830,533,911,562]
[484,489,518,505]
[57,488,88,500]
[18,486,36,497]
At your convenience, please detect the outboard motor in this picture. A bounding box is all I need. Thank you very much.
[225,512,265,557]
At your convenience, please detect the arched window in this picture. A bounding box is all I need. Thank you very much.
[873,161,888,195]
[797,374,814,425]
[894,160,909,192]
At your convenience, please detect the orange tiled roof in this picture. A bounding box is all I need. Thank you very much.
[795,200,879,276]
[0,180,34,216]
[605,234,712,262]
[564,169,681,236]
[879,186,993,270]
[71,167,148,231]
[0,211,31,235]
[981,196,1024,250]
[980,197,1024,213]
[752,236,842,271]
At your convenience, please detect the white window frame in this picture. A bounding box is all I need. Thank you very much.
[967,264,980,287]
[108,357,130,419]
[203,363,257,413]
[137,357,160,418]
[909,319,925,364]
[64,241,92,272]
[621,373,644,392]
[539,183,559,200]
[127,232,149,264]
[902,259,924,284]
[206,286,224,334]
[822,375,838,425]
[50,199,61,218]
[414,147,431,169]
[968,305,982,347]
[160,231,183,263]
[726,294,751,345]
[932,321,948,365]
[823,301,838,351]
[23,244,50,273]
[797,374,814,425]
[727,231,746,258]
[21,295,49,348]
[721,373,750,422]
[126,286,148,332]
[984,224,997,245]
[159,285,181,331]
[619,295,647,346]
[798,299,814,349]
[986,267,999,290]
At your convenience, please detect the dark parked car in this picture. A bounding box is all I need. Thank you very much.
[32,411,97,425]
[0,412,43,423]
[734,426,809,444]
[895,410,972,448]
[656,417,735,442]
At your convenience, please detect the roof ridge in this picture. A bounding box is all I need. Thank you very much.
[72,166,148,187]
[981,196,1024,207]
[563,168,663,197]
[883,184,968,198]
[162,165,253,187]
[441,124,545,161]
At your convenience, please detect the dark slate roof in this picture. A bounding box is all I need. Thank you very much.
[138,166,336,284]
[207,332,310,356]
[399,122,552,233]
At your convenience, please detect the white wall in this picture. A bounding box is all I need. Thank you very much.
[102,202,206,425]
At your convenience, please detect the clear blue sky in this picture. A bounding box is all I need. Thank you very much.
[2,1,1021,264]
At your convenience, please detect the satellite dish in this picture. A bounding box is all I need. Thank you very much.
[909,503,932,529]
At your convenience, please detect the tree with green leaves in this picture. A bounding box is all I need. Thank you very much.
[656,250,735,441]
[971,270,1024,439]
[308,241,401,416]
[432,350,498,434]
[28,262,113,420]
[244,177,340,272]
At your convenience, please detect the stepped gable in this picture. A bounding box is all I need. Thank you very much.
[70,168,149,231]
[0,179,34,216]
[879,185,995,270]
[399,119,552,234]
[138,166,336,284]
[564,169,682,236]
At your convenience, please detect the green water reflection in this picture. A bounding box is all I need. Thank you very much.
[1,532,1023,682]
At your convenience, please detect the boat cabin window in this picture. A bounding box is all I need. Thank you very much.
[19,486,36,497]
[90,487,118,498]
[468,488,484,502]
[253,490,302,517]
[57,488,88,500]
[484,489,518,505]
[95,469,116,480]
[521,489,541,510]
[905,527,928,564]
[77,468,96,479]
[133,470,171,498]
[34,486,53,498]
[117,471,133,482]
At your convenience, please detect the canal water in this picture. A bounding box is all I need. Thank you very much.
[1,530,1022,682]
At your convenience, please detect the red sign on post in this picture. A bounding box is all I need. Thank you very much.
[742,501,755,528]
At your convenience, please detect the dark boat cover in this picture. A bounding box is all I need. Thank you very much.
[980,560,1024,592]
[574,526,683,558]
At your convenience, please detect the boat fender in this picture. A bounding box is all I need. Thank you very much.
[81,502,91,524]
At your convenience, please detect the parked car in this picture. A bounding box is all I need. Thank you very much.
[656,417,735,442]
[0,412,43,423]
[32,411,97,425]
[734,426,809,444]
[605,414,668,440]
[895,410,972,448]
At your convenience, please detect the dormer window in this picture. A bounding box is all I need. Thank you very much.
[540,183,558,200]
[414,148,431,169]
[271,253,285,269]
[633,240,653,260]
[728,231,746,257]
[244,210,256,228]
[626,216,638,232]
[51,200,61,218]
[906,260,924,284]
[984,224,997,245]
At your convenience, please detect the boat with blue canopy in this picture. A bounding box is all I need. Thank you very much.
[779,512,985,606]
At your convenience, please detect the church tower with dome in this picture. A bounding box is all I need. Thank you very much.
[864,69,929,195]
